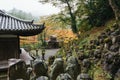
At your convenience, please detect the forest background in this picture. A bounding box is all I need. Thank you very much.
[5,0,120,50]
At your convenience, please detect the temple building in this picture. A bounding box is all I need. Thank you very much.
[0,10,45,61]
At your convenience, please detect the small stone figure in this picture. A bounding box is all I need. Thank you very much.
[41,49,45,60]
[114,69,120,80]
[49,58,64,80]
[48,56,55,66]
[32,60,48,80]
[35,76,48,80]
[36,49,39,56]
[77,73,92,80]
[65,56,80,80]
[8,60,30,80]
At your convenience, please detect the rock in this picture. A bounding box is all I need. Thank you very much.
[88,44,96,50]
[103,62,114,74]
[117,48,120,54]
[98,33,108,44]
[89,40,99,45]
[101,32,107,37]
[111,35,120,44]
[81,59,91,73]
[56,73,73,80]
[77,73,92,80]
[82,59,91,68]
[104,43,110,50]
[110,43,119,52]
[66,56,79,65]
[104,52,114,64]
[105,28,111,35]
[78,54,87,61]
[103,51,120,77]
[33,60,48,78]
[94,49,101,59]
[88,49,94,57]
[98,38,104,44]
[111,28,120,36]
[104,37,112,44]
[49,58,64,80]
[95,40,100,46]
[111,23,119,31]
[103,37,112,50]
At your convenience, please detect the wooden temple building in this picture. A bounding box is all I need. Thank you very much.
[0,10,45,61]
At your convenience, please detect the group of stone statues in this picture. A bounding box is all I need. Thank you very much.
[7,54,92,80]
[77,23,120,80]
[30,56,92,80]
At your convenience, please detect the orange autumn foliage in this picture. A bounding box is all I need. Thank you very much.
[20,26,77,44]
[20,35,38,44]
[45,26,77,43]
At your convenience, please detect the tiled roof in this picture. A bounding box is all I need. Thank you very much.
[0,10,45,36]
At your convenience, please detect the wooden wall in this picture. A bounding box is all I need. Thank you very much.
[0,35,19,61]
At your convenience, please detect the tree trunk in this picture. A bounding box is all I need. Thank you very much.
[108,0,120,23]
[65,0,78,33]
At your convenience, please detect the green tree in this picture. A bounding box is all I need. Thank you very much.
[39,0,118,33]
[108,0,120,24]
[40,14,68,29]
[85,0,114,27]
[39,0,80,34]
[8,8,38,21]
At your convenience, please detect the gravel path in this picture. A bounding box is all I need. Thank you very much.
[30,49,60,60]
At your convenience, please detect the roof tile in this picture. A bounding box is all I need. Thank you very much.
[0,10,45,36]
